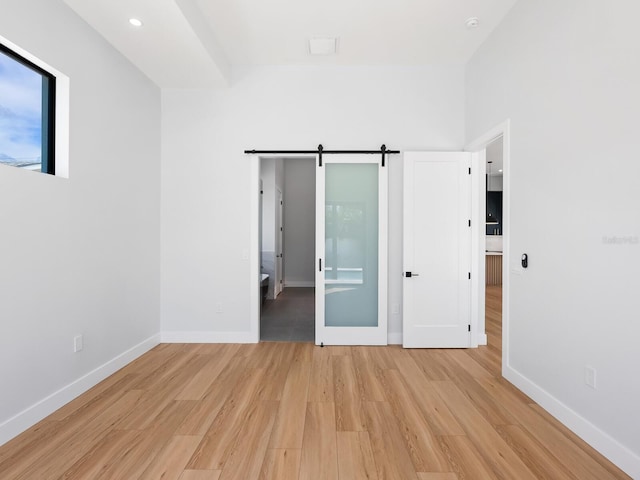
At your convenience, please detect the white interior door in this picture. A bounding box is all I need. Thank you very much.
[315,155,388,345]
[275,188,284,297]
[403,151,472,348]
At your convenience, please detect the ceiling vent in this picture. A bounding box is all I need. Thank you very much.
[309,37,338,55]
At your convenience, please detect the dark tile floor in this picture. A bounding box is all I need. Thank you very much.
[260,287,315,342]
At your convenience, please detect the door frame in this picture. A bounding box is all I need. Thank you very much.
[275,187,284,297]
[250,152,389,344]
[465,120,510,374]
[249,154,318,342]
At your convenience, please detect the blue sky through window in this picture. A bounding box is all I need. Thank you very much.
[0,49,43,169]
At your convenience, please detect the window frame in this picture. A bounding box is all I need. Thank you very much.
[0,42,56,175]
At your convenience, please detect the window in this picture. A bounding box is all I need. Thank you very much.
[0,43,56,174]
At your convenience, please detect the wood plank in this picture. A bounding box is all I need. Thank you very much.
[299,402,338,480]
[191,343,239,356]
[232,342,257,359]
[176,356,246,435]
[255,342,297,401]
[60,429,144,479]
[116,354,210,430]
[378,369,450,472]
[268,347,312,448]
[431,381,538,480]
[308,346,334,402]
[244,341,281,369]
[444,349,493,379]
[328,345,351,356]
[94,400,198,479]
[179,470,222,480]
[437,436,497,480]
[431,352,518,426]
[391,352,465,436]
[409,349,452,381]
[187,367,267,470]
[333,355,366,431]
[367,345,399,370]
[129,344,196,391]
[218,401,278,480]
[464,346,501,377]
[363,401,419,480]
[293,342,314,363]
[121,344,179,380]
[259,449,301,480]
[351,347,387,401]
[417,473,459,480]
[139,435,203,480]
[337,431,379,480]
[175,345,239,400]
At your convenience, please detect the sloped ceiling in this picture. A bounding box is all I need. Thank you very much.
[62,0,517,88]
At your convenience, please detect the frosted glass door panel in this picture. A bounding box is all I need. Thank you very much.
[325,163,378,327]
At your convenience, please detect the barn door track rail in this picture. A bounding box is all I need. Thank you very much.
[244,144,400,166]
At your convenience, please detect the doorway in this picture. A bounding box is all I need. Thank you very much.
[466,121,510,374]
[484,136,504,365]
[258,157,316,342]
[275,188,283,297]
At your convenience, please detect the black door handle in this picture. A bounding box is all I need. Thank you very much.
[405,272,420,277]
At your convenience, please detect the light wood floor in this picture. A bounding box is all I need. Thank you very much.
[0,286,630,479]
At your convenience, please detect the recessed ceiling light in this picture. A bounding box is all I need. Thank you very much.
[465,17,479,29]
[129,18,143,27]
[309,37,337,56]
[498,169,503,173]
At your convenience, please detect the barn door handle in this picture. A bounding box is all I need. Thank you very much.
[405,272,419,277]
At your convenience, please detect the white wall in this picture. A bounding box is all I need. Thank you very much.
[260,157,284,298]
[466,0,640,475]
[260,159,276,252]
[161,65,465,340]
[283,158,315,286]
[0,0,161,444]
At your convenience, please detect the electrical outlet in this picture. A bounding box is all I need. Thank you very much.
[215,303,223,313]
[585,366,597,389]
[73,335,83,353]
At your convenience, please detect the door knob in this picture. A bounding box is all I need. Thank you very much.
[405,272,419,277]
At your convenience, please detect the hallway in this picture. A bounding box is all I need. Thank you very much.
[260,287,314,342]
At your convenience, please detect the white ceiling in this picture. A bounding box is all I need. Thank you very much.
[62,0,517,88]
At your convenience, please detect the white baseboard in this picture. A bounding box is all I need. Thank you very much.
[388,332,402,345]
[283,281,315,288]
[504,365,640,479]
[0,334,160,447]
[161,331,259,343]
[479,333,488,345]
